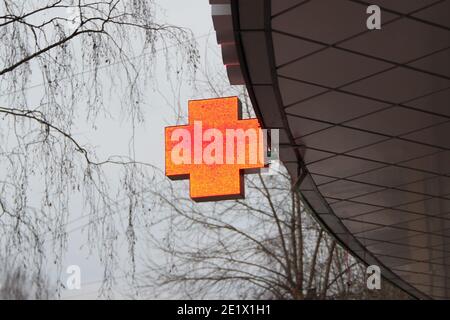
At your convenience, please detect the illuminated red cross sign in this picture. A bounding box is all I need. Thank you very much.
[165,97,266,202]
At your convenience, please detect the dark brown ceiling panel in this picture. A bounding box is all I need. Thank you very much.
[212,0,450,299]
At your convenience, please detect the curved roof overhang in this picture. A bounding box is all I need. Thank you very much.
[211,0,450,299]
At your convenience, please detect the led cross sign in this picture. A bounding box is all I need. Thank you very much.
[165,97,266,202]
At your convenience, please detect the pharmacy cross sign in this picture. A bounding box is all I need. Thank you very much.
[165,97,266,202]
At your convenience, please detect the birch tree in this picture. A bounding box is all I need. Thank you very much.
[0,0,198,298]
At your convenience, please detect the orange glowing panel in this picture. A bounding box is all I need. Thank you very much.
[165,97,265,202]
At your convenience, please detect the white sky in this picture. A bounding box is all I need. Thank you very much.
[0,0,229,300]
[53,0,222,299]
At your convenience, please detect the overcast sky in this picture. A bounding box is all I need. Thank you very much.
[54,0,221,299]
